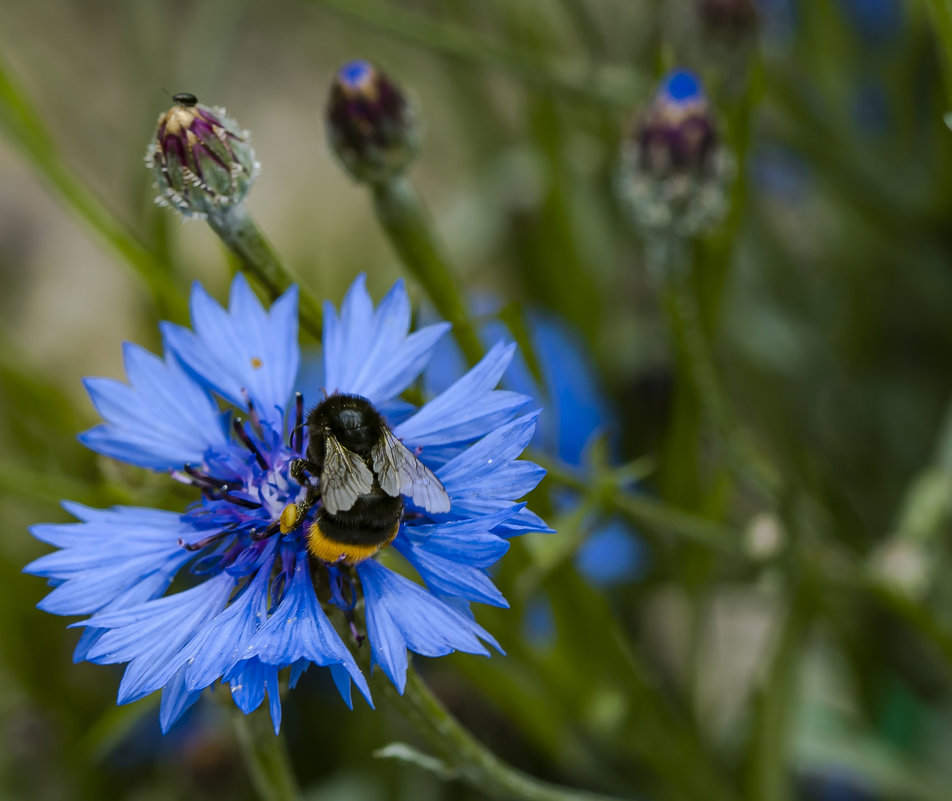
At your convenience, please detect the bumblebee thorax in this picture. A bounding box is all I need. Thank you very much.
[307,393,384,457]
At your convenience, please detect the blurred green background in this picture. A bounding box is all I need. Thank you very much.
[4,1,952,799]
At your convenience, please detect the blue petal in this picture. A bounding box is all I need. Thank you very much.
[394,539,509,608]
[420,297,506,398]
[421,308,608,466]
[395,510,517,607]
[322,276,449,404]
[247,557,371,707]
[72,569,188,663]
[182,560,272,692]
[403,512,514,560]
[80,344,227,470]
[27,504,197,616]
[162,275,299,432]
[160,665,204,733]
[396,342,532,449]
[35,551,191,616]
[229,659,282,734]
[288,659,309,689]
[357,560,500,693]
[491,507,554,538]
[328,664,355,709]
[437,413,544,505]
[80,572,235,704]
[28,505,190,568]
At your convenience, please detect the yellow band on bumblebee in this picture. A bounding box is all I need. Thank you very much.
[306,521,399,565]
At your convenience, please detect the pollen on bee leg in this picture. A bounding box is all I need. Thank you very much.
[280,502,304,534]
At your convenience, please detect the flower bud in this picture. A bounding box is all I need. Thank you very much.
[639,71,716,178]
[617,70,732,238]
[146,93,258,219]
[325,60,420,185]
[697,0,758,36]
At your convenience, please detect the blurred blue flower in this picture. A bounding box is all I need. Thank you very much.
[836,0,902,45]
[851,80,892,136]
[27,275,545,732]
[751,145,811,204]
[522,595,556,651]
[574,521,647,587]
[798,770,878,801]
[426,307,645,588]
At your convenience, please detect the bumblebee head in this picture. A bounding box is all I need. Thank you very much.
[308,394,384,456]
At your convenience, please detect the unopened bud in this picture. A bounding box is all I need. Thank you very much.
[617,70,732,237]
[325,60,419,185]
[697,0,758,36]
[639,71,717,177]
[146,93,258,219]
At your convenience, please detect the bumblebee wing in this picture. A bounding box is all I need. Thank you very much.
[320,434,374,515]
[372,428,451,514]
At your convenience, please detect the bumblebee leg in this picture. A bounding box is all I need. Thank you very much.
[289,458,313,486]
[251,519,281,541]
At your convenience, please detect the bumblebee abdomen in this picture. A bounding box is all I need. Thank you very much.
[306,489,402,565]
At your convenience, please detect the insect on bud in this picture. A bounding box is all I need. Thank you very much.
[617,70,732,238]
[146,93,258,219]
[325,60,420,185]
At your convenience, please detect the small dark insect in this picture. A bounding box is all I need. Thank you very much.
[172,92,198,107]
[289,393,450,564]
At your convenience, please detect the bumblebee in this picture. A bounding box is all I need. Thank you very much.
[290,394,450,564]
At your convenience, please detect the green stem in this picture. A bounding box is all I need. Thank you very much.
[383,668,630,801]
[371,176,483,365]
[532,449,742,553]
[232,709,300,801]
[206,205,323,340]
[658,248,780,502]
[660,256,730,440]
[925,0,952,110]
[745,591,808,801]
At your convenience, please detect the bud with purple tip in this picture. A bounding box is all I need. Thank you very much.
[325,60,420,185]
[638,71,717,177]
[617,70,732,238]
[146,93,258,219]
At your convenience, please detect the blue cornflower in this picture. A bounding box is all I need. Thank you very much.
[426,308,645,588]
[27,275,545,732]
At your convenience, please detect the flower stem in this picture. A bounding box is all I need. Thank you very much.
[655,239,780,502]
[232,708,300,801]
[924,0,952,109]
[531,449,742,554]
[384,667,631,801]
[371,176,484,365]
[206,204,324,340]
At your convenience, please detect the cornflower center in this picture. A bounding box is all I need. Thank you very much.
[172,393,309,560]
